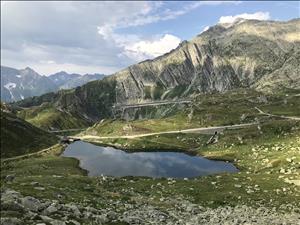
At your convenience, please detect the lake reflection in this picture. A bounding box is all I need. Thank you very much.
[62,141,238,178]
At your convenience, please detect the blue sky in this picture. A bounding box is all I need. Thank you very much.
[124,1,299,40]
[1,1,299,75]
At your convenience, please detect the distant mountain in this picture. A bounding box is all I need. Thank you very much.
[0,66,57,102]
[48,71,105,90]
[1,66,105,102]
[14,18,300,129]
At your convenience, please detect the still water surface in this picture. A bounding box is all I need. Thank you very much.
[62,141,238,178]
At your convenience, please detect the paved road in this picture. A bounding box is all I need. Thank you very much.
[113,100,191,109]
[74,123,257,140]
[255,107,300,121]
[49,128,86,133]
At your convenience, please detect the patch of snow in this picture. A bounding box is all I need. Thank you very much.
[202,26,210,33]
[16,75,22,78]
[20,95,24,100]
[4,83,16,100]
[4,82,16,89]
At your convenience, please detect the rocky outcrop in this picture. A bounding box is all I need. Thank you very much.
[1,189,299,225]
[111,19,300,103]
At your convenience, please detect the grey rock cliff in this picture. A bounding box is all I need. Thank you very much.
[111,19,300,103]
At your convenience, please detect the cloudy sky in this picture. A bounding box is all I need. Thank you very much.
[1,1,299,76]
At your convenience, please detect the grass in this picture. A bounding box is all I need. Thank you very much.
[1,88,299,222]
[1,119,299,213]
[0,111,58,158]
[82,89,300,137]
[17,103,91,130]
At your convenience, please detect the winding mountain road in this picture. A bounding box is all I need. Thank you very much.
[255,107,300,121]
[1,144,61,163]
[73,123,258,140]
[113,99,192,109]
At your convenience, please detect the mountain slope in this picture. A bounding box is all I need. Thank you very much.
[1,66,57,102]
[1,66,105,102]
[48,71,105,90]
[0,104,58,158]
[112,19,299,103]
[14,19,300,128]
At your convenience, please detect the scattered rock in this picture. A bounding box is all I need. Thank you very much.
[5,175,15,183]
[20,196,43,212]
[43,204,58,215]
[30,182,39,186]
[0,217,22,225]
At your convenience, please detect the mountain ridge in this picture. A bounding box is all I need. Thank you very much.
[13,18,300,129]
[1,66,105,102]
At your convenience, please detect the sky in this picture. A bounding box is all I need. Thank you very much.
[1,1,299,76]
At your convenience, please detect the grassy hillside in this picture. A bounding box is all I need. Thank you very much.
[14,78,116,130]
[81,88,300,137]
[1,88,299,223]
[0,110,58,158]
[11,19,300,131]
[1,117,299,224]
[17,103,91,131]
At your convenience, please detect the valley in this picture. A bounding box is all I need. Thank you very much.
[1,17,300,225]
[1,88,299,224]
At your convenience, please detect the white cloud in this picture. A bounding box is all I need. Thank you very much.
[1,1,154,75]
[98,25,181,61]
[1,1,243,75]
[123,34,181,61]
[218,12,271,24]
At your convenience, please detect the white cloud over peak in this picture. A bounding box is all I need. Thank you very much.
[218,12,271,24]
[1,1,242,75]
[123,34,181,61]
[98,25,181,61]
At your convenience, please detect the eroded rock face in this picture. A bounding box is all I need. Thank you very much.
[111,19,300,104]
[14,19,300,122]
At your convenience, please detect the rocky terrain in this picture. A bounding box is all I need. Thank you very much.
[112,19,300,103]
[1,18,300,225]
[1,66,105,102]
[13,19,300,128]
[1,188,299,225]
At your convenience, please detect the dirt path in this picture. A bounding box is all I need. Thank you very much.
[74,123,257,140]
[2,144,62,163]
[255,107,300,121]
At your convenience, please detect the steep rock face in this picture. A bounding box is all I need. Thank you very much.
[112,19,299,103]
[14,19,300,124]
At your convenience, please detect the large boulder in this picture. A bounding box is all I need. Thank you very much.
[20,196,44,212]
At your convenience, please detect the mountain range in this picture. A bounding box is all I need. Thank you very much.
[13,18,300,129]
[0,66,105,102]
